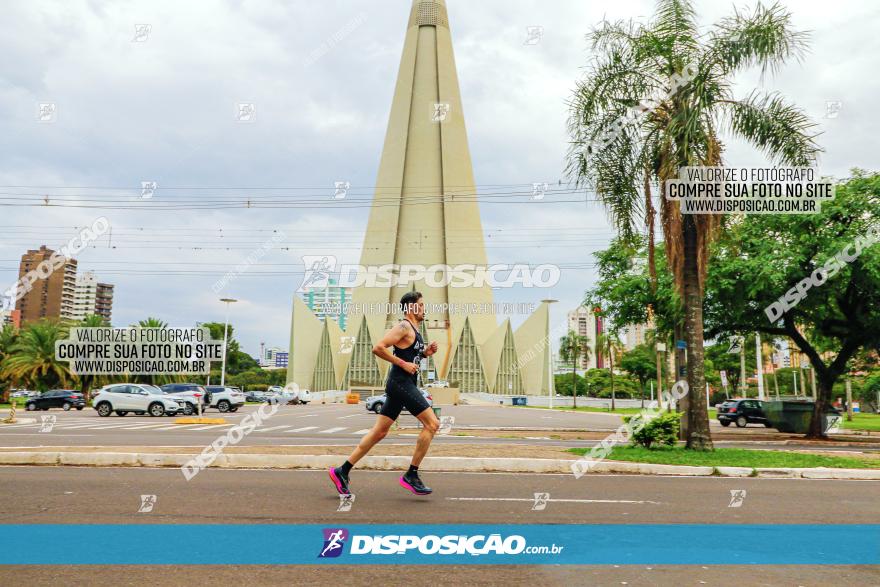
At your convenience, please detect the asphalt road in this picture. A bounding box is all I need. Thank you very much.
[2,466,878,586]
[3,403,863,453]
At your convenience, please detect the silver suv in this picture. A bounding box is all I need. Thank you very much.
[93,384,184,417]
[160,383,211,415]
[204,386,246,412]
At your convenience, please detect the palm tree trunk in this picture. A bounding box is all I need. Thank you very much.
[610,352,616,411]
[572,360,577,409]
[645,169,657,294]
[683,216,713,450]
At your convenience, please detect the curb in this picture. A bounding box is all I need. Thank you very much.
[174,417,227,425]
[0,451,878,479]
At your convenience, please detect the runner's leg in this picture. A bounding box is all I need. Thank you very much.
[347,414,394,466]
[410,406,440,467]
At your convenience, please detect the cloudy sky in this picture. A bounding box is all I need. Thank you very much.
[2,0,878,358]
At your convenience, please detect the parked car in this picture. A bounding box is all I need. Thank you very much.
[245,391,267,402]
[160,383,211,415]
[204,385,246,412]
[11,389,35,398]
[92,384,184,417]
[426,380,449,388]
[717,399,772,428]
[365,389,433,414]
[25,390,85,411]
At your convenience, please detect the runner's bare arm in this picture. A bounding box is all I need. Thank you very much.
[372,323,417,373]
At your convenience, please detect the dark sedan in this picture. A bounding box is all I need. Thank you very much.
[717,399,772,428]
[25,390,86,411]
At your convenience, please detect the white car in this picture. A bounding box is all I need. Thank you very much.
[93,384,183,417]
[204,386,246,412]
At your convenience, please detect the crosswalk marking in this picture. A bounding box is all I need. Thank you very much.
[2,422,378,436]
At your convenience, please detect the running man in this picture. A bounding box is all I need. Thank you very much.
[329,291,440,496]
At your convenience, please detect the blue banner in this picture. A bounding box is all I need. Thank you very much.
[1,524,877,565]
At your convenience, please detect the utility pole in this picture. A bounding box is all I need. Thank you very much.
[845,378,853,422]
[739,339,747,398]
[220,298,238,386]
[755,333,765,400]
[655,342,666,410]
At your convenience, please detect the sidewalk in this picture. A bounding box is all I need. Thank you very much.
[1,444,878,480]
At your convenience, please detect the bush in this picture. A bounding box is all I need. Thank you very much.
[623,412,679,449]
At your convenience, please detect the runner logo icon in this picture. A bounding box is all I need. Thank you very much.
[319,528,349,558]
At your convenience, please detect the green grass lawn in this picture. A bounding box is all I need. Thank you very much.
[518,404,717,418]
[841,413,880,432]
[568,446,877,469]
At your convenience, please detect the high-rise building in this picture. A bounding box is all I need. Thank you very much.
[95,282,114,323]
[622,322,651,351]
[299,279,351,330]
[71,271,114,323]
[15,246,77,324]
[288,0,550,394]
[565,306,604,370]
[1,308,21,329]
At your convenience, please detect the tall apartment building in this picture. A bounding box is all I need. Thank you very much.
[0,309,21,329]
[71,271,114,323]
[15,246,78,324]
[299,278,351,330]
[622,321,652,351]
[564,306,604,370]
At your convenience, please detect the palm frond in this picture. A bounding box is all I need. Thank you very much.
[723,90,822,166]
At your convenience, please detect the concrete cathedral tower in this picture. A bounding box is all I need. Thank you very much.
[288,0,551,395]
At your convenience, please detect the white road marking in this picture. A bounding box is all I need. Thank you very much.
[320,427,347,434]
[187,424,235,431]
[352,429,371,434]
[337,414,363,419]
[256,426,290,433]
[288,426,318,433]
[154,424,205,431]
[446,497,661,504]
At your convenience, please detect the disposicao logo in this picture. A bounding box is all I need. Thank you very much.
[318,528,349,558]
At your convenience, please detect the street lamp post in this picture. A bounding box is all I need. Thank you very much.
[541,298,558,409]
[220,298,238,386]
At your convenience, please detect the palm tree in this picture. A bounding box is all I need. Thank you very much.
[597,332,622,410]
[137,317,168,329]
[568,0,820,449]
[0,323,20,402]
[0,320,74,392]
[76,314,110,401]
[559,331,591,408]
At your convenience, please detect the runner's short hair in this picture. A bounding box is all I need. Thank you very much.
[400,291,423,313]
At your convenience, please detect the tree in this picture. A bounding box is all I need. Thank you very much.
[0,320,74,392]
[559,331,591,408]
[585,237,682,342]
[201,322,259,376]
[597,331,622,410]
[620,343,658,407]
[137,317,168,329]
[75,314,111,400]
[568,0,820,449]
[704,171,880,437]
[0,323,20,402]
